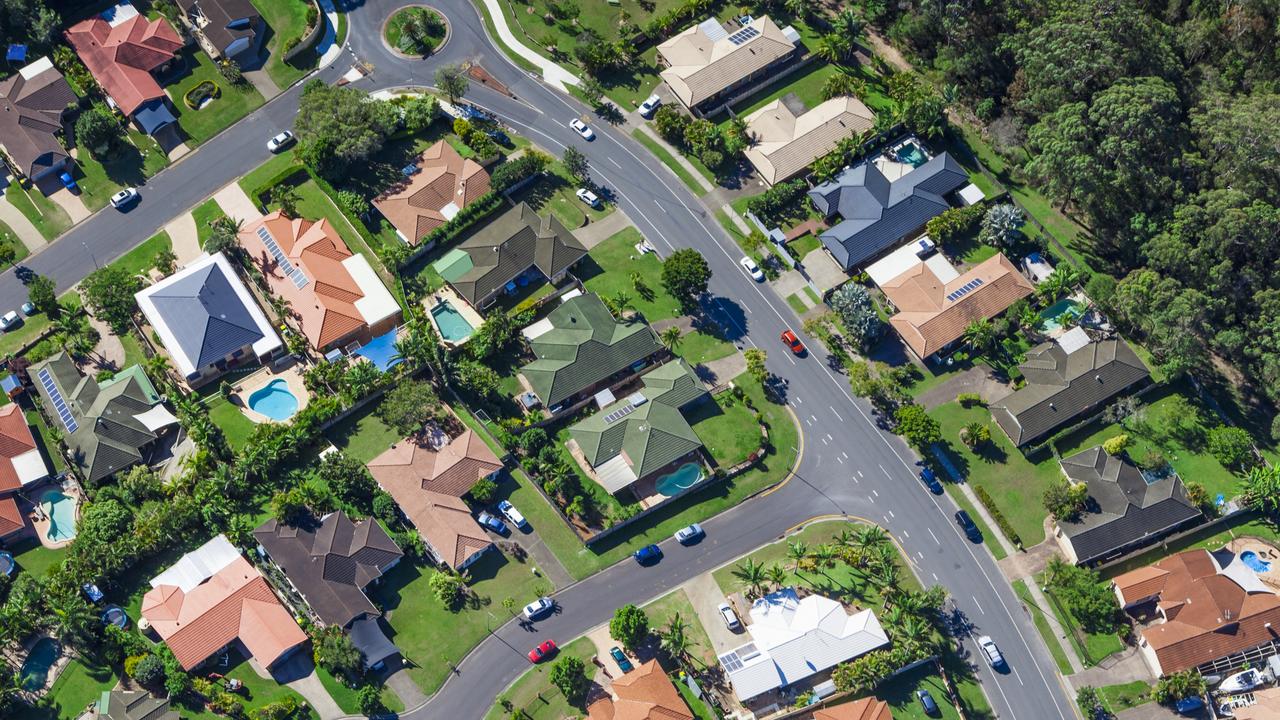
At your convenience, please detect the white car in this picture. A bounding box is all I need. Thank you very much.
[569,118,595,140]
[977,635,1004,668]
[717,602,742,631]
[674,523,703,544]
[740,256,764,282]
[0,311,20,331]
[110,187,138,209]
[575,188,601,209]
[497,499,528,530]
[638,94,662,118]
[267,130,295,153]
[523,596,553,620]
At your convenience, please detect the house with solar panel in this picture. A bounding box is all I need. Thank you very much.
[30,353,178,485]
[135,252,284,388]
[657,15,800,116]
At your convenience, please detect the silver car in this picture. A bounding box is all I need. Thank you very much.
[523,596,553,620]
[110,187,138,209]
[977,635,1004,668]
[267,130,295,153]
[717,602,742,631]
[639,94,662,118]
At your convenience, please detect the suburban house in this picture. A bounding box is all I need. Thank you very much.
[254,511,403,669]
[178,0,263,60]
[808,153,970,271]
[30,355,177,485]
[657,15,799,115]
[437,202,586,310]
[990,328,1152,447]
[1053,446,1203,565]
[374,140,491,246]
[98,690,178,720]
[519,293,662,413]
[811,697,893,720]
[0,57,77,186]
[0,403,49,543]
[717,587,889,703]
[586,659,694,720]
[136,252,283,387]
[879,252,1034,361]
[65,2,183,134]
[743,96,876,186]
[1112,548,1280,676]
[141,534,308,671]
[238,211,401,352]
[567,360,709,497]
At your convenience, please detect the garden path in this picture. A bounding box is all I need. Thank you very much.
[474,0,580,90]
[213,183,264,225]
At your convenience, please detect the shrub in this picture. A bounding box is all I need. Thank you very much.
[925,204,985,244]
[1101,433,1132,456]
[549,656,590,705]
[1046,564,1121,634]
[131,653,166,686]
[745,180,806,227]
[956,392,983,407]
[1044,477,1088,521]
[183,80,221,110]
[1207,425,1256,470]
[1154,670,1206,703]
[892,404,941,449]
[335,190,369,218]
[470,477,497,504]
[978,203,1025,248]
[357,684,385,715]
[491,151,550,193]
[829,283,885,351]
[973,485,1022,548]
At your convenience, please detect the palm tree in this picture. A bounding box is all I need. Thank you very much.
[853,526,889,560]
[608,291,634,318]
[54,313,98,360]
[1045,556,1071,589]
[660,326,682,351]
[833,8,864,40]
[659,612,698,669]
[732,559,767,599]
[44,593,96,651]
[895,616,934,658]
[814,35,851,64]
[812,544,838,570]
[963,319,996,354]
[787,540,809,576]
[1017,302,1042,331]
[766,563,787,590]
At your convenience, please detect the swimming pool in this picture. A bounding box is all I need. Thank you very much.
[897,142,928,167]
[654,463,703,497]
[432,300,475,342]
[20,637,59,691]
[247,379,300,421]
[1241,550,1272,573]
[1040,298,1085,333]
[39,489,78,542]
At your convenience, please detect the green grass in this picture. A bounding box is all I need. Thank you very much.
[315,668,404,715]
[175,649,314,720]
[5,181,71,240]
[469,0,541,75]
[804,286,821,305]
[73,131,170,212]
[14,657,117,720]
[688,391,760,468]
[581,227,682,322]
[335,10,347,45]
[1011,579,1074,676]
[630,129,710,194]
[599,45,664,109]
[252,0,316,88]
[0,293,83,357]
[322,398,401,462]
[11,536,66,578]
[384,7,446,55]
[166,49,266,145]
[107,230,171,277]
[237,151,302,198]
[27,408,66,472]
[672,330,735,366]
[191,198,227,247]
[675,680,717,720]
[485,637,596,720]
[507,162,611,230]
[786,292,808,315]
[788,233,821,260]
[874,663,963,720]
[1097,681,1152,712]
[724,63,846,120]
[644,588,717,667]
[206,394,257,449]
[0,218,28,263]
[1040,579,1125,666]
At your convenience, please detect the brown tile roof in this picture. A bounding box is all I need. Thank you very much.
[658,16,796,108]
[367,425,502,498]
[0,403,38,494]
[404,490,492,569]
[813,697,893,720]
[0,496,25,539]
[1113,565,1172,606]
[743,96,876,185]
[65,12,182,116]
[0,58,77,178]
[587,660,694,720]
[373,141,491,246]
[882,253,1034,359]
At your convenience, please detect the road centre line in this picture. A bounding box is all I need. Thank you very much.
[830,407,844,421]
[928,527,940,545]
[973,596,985,615]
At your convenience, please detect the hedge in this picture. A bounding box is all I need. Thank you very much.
[183,80,220,109]
[249,165,309,208]
[412,190,504,253]
[972,485,1023,549]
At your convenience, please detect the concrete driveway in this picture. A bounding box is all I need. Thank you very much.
[683,573,745,655]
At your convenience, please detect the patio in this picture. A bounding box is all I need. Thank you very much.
[29,480,83,550]
[227,358,309,424]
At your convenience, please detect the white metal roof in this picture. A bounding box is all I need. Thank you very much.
[344,254,401,329]
[12,448,48,485]
[867,237,959,287]
[959,183,986,206]
[150,534,241,593]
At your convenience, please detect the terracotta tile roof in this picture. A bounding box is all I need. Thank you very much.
[367,425,502,498]
[1113,565,1173,606]
[373,141,491,246]
[587,660,694,720]
[400,490,492,569]
[0,496,25,539]
[658,16,796,108]
[65,12,182,116]
[238,211,400,350]
[0,403,39,493]
[812,697,893,720]
[743,96,876,185]
[1235,687,1280,720]
[882,253,1034,359]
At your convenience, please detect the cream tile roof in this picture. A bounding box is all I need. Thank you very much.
[743,96,876,185]
[658,16,795,108]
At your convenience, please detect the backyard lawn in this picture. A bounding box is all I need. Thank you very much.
[207,394,257,450]
[14,658,116,720]
[322,398,402,462]
[644,588,718,667]
[688,391,760,467]
[11,537,65,578]
[165,49,266,145]
[252,0,320,88]
[485,637,597,720]
[192,198,227,247]
[581,228,682,322]
[724,63,846,120]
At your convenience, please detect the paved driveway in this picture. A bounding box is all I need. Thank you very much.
[683,574,743,655]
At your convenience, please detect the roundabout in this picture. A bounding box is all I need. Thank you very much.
[381,4,449,58]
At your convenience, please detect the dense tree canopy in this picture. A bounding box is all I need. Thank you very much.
[294,81,398,178]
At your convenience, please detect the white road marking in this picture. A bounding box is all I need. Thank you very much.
[824,434,832,443]
[795,396,802,404]
[804,416,812,427]
[887,510,894,519]
[810,415,818,424]
[836,456,844,464]
[1013,667,1025,686]
[784,352,796,365]
[856,469,862,477]
[879,464,891,479]
[871,489,879,498]
[973,596,986,615]
[932,572,938,582]
[843,452,849,460]
[902,531,909,539]
[917,552,923,561]
[883,515,891,525]
[821,436,829,445]
[830,408,844,421]
[928,527,940,545]
[609,157,622,168]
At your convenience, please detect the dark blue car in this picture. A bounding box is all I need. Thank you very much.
[919,467,943,494]
[477,511,508,535]
[634,544,662,565]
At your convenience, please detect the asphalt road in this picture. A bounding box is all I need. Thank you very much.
[6,2,1077,718]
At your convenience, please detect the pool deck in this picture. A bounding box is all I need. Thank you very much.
[29,482,83,549]
[1225,538,1280,592]
[423,286,483,348]
[14,633,70,698]
[230,358,310,424]
[1039,292,1088,338]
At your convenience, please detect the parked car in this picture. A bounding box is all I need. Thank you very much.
[110,187,139,209]
[527,639,557,663]
[916,689,940,716]
[674,524,704,544]
[20,302,36,316]
[740,256,764,282]
[267,131,295,152]
[919,467,943,494]
[0,311,20,332]
[609,646,634,672]
[717,602,742,632]
[638,94,662,118]
[497,500,528,530]
[575,188,602,209]
[522,597,553,620]
[477,511,508,535]
[569,118,594,140]
[955,510,982,543]
[634,544,662,565]
[59,172,77,192]
[781,329,806,355]
[977,635,1005,668]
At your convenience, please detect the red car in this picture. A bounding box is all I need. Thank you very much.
[528,639,557,663]
[781,329,806,355]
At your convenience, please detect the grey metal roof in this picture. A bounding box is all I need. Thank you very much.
[179,0,260,53]
[808,152,969,270]
[348,615,400,669]
[146,261,267,370]
[103,690,178,720]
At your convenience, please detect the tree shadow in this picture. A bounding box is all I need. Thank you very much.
[705,296,748,343]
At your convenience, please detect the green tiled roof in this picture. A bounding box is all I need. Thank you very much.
[521,293,661,408]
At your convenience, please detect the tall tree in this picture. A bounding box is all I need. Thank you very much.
[294,81,398,178]
[435,64,470,104]
[660,249,711,311]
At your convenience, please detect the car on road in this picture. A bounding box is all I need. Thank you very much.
[740,256,764,281]
[569,118,595,140]
[575,188,602,209]
[638,95,662,118]
[717,602,742,632]
[267,131,295,153]
[527,639,557,663]
[916,689,940,716]
[781,329,806,355]
[919,467,943,494]
[634,544,662,565]
[20,302,36,316]
[955,510,982,543]
[977,635,1005,669]
[110,188,139,209]
[609,646,633,672]
[0,311,20,332]
[674,524,703,544]
[522,597,553,620]
[14,266,34,284]
[477,511,508,535]
[497,500,528,530]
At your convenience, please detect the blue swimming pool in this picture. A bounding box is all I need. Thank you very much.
[20,637,59,691]
[432,300,475,342]
[247,379,299,421]
[897,142,928,167]
[1241,550,1272,573]
[39,489,77,542]
[654,463,703,497]
[1040,298,1085,333]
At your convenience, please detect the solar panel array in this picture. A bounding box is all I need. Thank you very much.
[718,642,762,673]
[37,368,78,433]
[604,402,637,425]
[719,651,744,672]
[945,277,985,303]
[256,226,309,289]
[727,26,759,45]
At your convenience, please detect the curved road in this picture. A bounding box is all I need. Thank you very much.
[6,3,1076,718]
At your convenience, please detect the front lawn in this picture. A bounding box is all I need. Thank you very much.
[315,667,404,715]
[672,330,735,366]
[251,0,316,88]
[485,637,596,720]
[110,229,171,276]
[873,663,963,720]
[192,197,227,246]
[580,228,682,322]
[508,162,612,231]
[1039,573,1126,666]
[1097,681,1152,712]
[1011,579,1073,676]
[688,391,760,468]
[5,181,71,240]
[0,294,82,358]
[165,49,266,145]
[74,130,169,211]
[644,588,717,667]
[175,649,314,720]
[14,657,116,720]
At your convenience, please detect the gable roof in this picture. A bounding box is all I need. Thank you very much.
[1055,446,1202,564]
[990,330,1151,445]
[587,660,694,720]
[813,697,893,720]
[881,253,1034,359]
[238,211,400,350]
[394,490,492,569]
[102,690,178,720]
[65,5,182,116]
[254,511,402,628]
[0,402,48,492]
[809,153,969,270]
[373,141,491,245]
[0,496,24,539]
[568,360,708,493]
[141,534,307,670]
[658,16,796,108]
[521,293,662,408]
[135,252,283,379]
[0,57,76,178]
[451,203,586,306]
[743,96,876,185]
[367,424,502,498]
[179,0,259,54]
